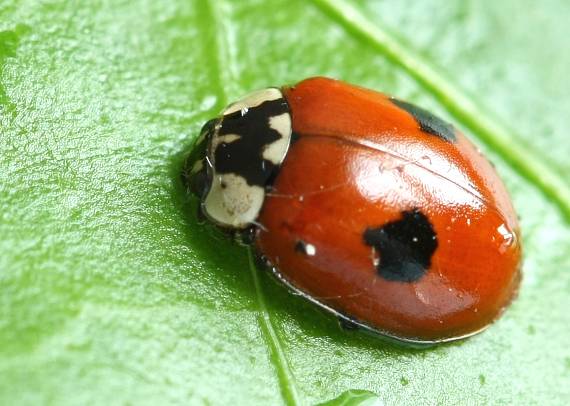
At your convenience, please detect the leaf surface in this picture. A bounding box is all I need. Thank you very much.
[1,0,569,404]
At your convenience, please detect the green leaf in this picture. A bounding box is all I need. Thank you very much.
[1,0,569,404]
[318,389,382,406]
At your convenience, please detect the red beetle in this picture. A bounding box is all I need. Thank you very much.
[185,77,522,345]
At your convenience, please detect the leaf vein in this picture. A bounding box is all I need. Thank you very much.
[310,0,570,221]
[248,250,301,406]
[204,1,300,404]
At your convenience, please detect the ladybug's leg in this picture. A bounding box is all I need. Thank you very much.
[234,226,258,246]
[196,204,207,223]
[338,316,360,331]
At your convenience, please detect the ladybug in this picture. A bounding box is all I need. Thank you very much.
[184,77,522,345]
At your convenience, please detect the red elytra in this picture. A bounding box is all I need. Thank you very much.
[187,77,522,345]
[255,78,521,344]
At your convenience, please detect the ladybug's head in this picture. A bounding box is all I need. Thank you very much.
[184,118,216,201]
[184,88,292,230]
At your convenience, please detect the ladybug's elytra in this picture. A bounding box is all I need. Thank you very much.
[185,77,522,345]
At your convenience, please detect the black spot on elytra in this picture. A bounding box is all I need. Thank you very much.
[391,98,456,142]
[215,98,290,187]
[294,240,313,256]
[363,209,438,282]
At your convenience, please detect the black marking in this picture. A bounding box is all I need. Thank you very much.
[391,98,456,142]
[290,131,301,144]
[264,165,280,191]
[294,240,314,256]
[188,159,210,198]
[363,209,438,283]
[215,98,290,187]
[184,118,220,198]
[200,118,218,136]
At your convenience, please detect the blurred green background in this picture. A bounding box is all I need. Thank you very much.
[1,0,569,404]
